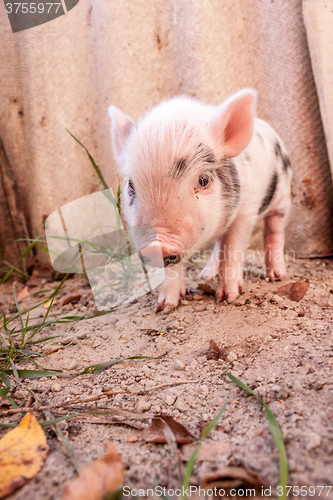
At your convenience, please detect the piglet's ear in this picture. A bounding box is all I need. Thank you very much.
[208,89,256,158]
[108,105,135,164]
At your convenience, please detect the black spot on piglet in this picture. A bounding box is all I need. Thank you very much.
[173,158,188,178]
[275,141,291,172]
[258,172,278,215]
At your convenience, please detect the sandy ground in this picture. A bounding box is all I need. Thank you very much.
[1,254,333,500]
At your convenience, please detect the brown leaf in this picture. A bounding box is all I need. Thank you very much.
[59,291,83,307]
[197,283,216,294]
[207,340,228,361]
[277,281,309,301]
[201,465,266,492]
[61,443,123,500]
[0,412,49,498]
[142,415,195,444]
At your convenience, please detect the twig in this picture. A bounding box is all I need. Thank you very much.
[0,379,198,416]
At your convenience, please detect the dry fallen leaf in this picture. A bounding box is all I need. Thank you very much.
[142,415,195,444]
[201,465,266,492]
[61,443,124,500]
[0,412,49,498]
[197,283,216,294]
[59,291,83,307]
[277,281,309,301]
[207,339,229,361]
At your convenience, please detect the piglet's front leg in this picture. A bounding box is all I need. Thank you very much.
[215,217,257,304]
[155,261,186,313]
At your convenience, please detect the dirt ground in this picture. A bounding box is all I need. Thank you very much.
[1,254,333,500]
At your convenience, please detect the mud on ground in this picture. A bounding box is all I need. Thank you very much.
[1,255,333,500]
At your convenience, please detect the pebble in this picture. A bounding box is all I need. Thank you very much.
[166,395,177,406]
[137,400,152,412]
[201,385,209,395]
[151,405,161,413]
[65,362,79,371]
[271,294,284,304]
[235,295,247,306]
[175,398,189,411]
[227,351,238,363]
[39,377,48,382]
[174,359,185,371]
[51,383,62,393]
[127,436,139,443]
[306,432,321,450]
[192,293,204,301]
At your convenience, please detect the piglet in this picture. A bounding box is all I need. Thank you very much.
[109,89,292,312]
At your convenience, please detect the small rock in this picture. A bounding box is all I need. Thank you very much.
[137,400,152,412]
[235,295,247,306]
[271,294,283,304]
[181,300,189,306]
[51,375,58,381]
[270,332,278,339]
[174,359,185,371]
[313,381,324,391]
[227,351,238,363]
[192,293,204,301]
[51,383,62,393]
[264,335,272,342]
[201,385,209,395]
[166,395,177,406]
[127,435,139,443]
[306,432,321,450]
[175,398,189,411]
[151,405,161,413]
[39,377,48,382]
[65,362,79,371]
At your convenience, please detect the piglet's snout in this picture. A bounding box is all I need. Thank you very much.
[138,240,182,268]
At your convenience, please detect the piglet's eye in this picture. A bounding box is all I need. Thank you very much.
[128,179,135,196]
[198,174,210,188]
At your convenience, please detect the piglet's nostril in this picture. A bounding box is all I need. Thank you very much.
[163,254,181,266]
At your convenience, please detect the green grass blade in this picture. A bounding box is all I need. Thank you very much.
[6,395,19,409]
[0,373,11,396]
[78,356,155,375]
[40,414,82,427]
[66,129,109,191]
[4,369,62,379]
[227,370,288,499]
[10,359,20,384]
[182,399,228,497]
[0,238,40,284]
[13,283,23,332]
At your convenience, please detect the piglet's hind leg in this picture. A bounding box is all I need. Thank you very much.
[264,211,287,281]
